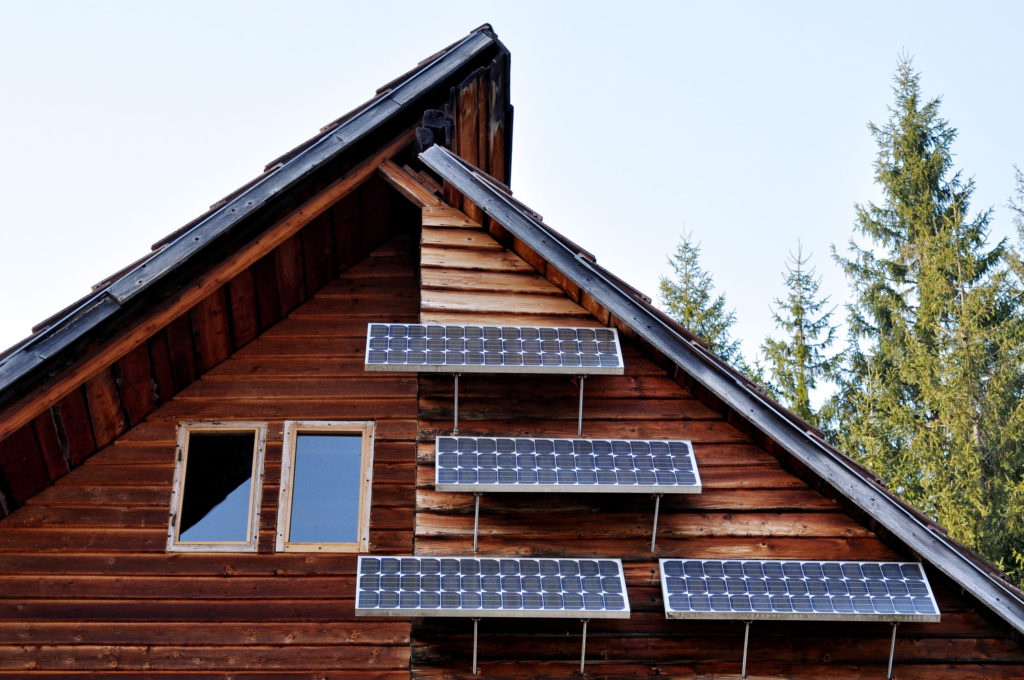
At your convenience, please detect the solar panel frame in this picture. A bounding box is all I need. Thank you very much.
[659,558,941,623]
[434,436,701,494]
[355,556,631,620]
[364,323,625,375]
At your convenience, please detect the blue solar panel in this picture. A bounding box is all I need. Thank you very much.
[356,556,630,619]
[435,436,700,494]
[660,559,940,622]
[364,324,624,375]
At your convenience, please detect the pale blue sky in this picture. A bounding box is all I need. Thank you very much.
[1,1,1021,363]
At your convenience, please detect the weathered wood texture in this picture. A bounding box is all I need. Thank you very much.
[411,195,1024,678]
[0,175,415,517]
[442,50,512,216]
[0,235,419,675]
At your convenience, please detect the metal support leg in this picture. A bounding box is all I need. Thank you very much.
[471,618,480,675]
[887,622,898,680]
[473,493,481,553]
[650,495,663,552]
[453,374,461,435]
[579,619,588,675]
[577,376,586,436]
[741,620,751,679]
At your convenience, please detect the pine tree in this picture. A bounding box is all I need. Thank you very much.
[830,57,1024,583]
[760,243,839,426]
[658,232,743,364]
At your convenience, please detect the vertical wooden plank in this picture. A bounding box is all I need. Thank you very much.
[114,344,155,426]
[487,48,511,184]
[301,213,333,297]
[165,314,198,393]
[275,233,305,316]
[190,287,232,373]
[360,177,395,252]
[330,192,362,274]
[53,388,96,466]
[84,367,127,449]
[477,73,489,179]
[147,330,176,405]
[32,411,68,481]
[227,266,260,348]
[0,424,49,505]
[253,252,282,331]
[456,76,483,225]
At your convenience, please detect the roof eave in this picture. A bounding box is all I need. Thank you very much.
[0,26,506,405]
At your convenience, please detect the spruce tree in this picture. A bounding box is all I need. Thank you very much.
[658,232,743,364]
[760,243,839,426]
[831,58,1024,583]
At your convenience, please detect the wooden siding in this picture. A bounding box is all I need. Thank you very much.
[0,174,415,519]
[411,199,1024,678]
[0,235,419,677]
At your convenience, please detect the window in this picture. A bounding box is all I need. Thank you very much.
[166,422,267,552]
[276,421,374,552]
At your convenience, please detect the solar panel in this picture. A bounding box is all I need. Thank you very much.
[364,324,624,374]
[355,556,631,619]
[660,559,940,622]
[435,436,701,494]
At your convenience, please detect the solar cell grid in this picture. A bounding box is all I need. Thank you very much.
[356,556,630,619]
[365,323,625,374]
[660,559,940,622]
[435,436,701,493]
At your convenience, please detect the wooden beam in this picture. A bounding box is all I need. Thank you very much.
[376,160,444,208]
[0,128,415,443]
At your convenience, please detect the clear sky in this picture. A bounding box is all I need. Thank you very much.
[1,1,1021,363]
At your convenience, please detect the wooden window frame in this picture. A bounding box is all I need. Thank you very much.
[166,421,267,553]
[276,420,375,553]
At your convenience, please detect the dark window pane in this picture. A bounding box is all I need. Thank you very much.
[289,433,363,543]
[179,432,256,542]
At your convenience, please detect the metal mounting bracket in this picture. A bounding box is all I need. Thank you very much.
[576,375,586,436]
[650,494,664,552]
[453,373,461,435]
[741,620,752,678]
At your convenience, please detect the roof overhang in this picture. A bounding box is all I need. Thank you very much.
[0,26,506,408]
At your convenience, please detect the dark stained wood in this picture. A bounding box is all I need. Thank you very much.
[227,265,260,348]
[301,212,334,297]
[0,424,48,505]
[114,343,155,426]
[164,313,198,392]
[274,232,305,316]
[190,287,233,373]
[52,387,95,466]
[83,368,127,449]
[146,330,175,407]
[252,251,283,331]
[32,411,67,481]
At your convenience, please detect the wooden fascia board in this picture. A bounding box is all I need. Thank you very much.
[0,128,415,444]
[418,144,1024,636]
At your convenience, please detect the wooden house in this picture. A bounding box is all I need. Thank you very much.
[0,24,1022,678]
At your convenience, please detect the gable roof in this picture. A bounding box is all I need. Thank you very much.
[418,143,1024,636]
[0,22,1021,646]
[0,24,506,411]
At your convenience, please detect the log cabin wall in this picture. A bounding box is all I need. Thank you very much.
[409,190,1024,678]
[0,174,412,520]
[0,191,421,677]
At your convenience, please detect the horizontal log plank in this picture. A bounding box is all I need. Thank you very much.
[421,289,590,316]
[420,268,562,295]
[0,621,408,645]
